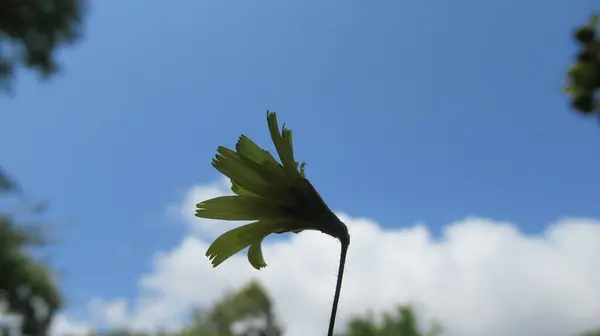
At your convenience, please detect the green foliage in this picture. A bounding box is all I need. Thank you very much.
[0,175,62,336]
[99,331,161,336]
[0,168,18,192]
[0,0,86,92]
[103,281,282,336]
[0,1,85,330]
[340,306,442,336]
[181,281,283,336]
[565,14,600,115]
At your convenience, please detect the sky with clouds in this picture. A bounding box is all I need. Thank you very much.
[2,0,600,335]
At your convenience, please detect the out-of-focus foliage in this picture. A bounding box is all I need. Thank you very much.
[0,0,86,329]
[0,174,63,336]
[99,331,177,336]
[100,281,282,336]
[98,331,161,336]
[0,0,86,92]
[0,168,18,192]
[565,14,600,115]
[88,283,600,336]
[338,305,442,336]
[182,280,283,336]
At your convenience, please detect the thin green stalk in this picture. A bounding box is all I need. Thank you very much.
[327,239,349,336]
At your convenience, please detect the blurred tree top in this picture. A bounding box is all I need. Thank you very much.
[0,0,86,92]
[184,280,283,336]
[338,305,442,336]
[565,14,600,115]
[95,281,283,336]
[0,173,63,336]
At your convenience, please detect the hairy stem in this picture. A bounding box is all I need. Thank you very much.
[327,240,349,336]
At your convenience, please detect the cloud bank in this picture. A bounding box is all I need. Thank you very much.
[53,180,600,336]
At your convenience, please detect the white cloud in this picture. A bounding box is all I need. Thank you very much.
[50,315,91,336]
[89,298,130,330]
[85,181,600,336]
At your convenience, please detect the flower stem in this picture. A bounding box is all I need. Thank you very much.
[327,240,349,336]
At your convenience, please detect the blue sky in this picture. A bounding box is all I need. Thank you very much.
[2,0,600,330]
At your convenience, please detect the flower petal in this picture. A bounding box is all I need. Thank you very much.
[213,147,293,203]
[235,135,279,166]
[267,111,302,178]
[206,219,303,268]
[195,196,289,221]
[247,239,267,269]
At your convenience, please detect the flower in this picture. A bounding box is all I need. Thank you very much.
[195,111,349,270]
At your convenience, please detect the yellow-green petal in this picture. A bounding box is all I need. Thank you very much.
[206,219,302,268]
[267,111,301,178]
[195,196,289,221]
[230,180,257,197]
[213,147,293,203]
[247,239,267,269]
[236,135,279,166]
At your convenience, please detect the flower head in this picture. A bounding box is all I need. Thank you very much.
[195,111,349,269]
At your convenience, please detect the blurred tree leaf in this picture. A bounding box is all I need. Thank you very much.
[0,182,62,336]
[0,0,86,92]
[0,167,18,193]
[101,330,163,336]
[182,281,283,336]
[339,305,443,336]
[0,1,85,330]
[565,14,600,116]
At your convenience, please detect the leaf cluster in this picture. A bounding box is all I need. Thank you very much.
[0,0,86,92]
[565,14,600,114]
[340,306,442,336]
[0,174,62,336]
